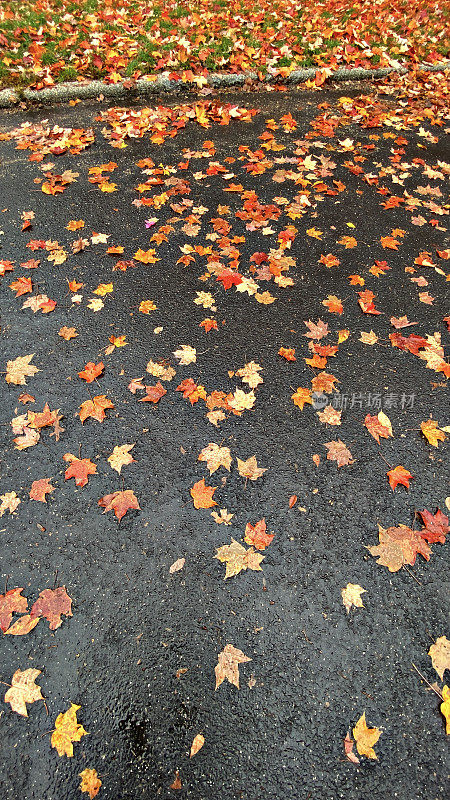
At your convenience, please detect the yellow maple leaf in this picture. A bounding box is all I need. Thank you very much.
[421,419,446,447]
[352,712,381,759]
[5,354,39,385]
[440,685,450,734]
[341,584,366,613]
[215,539,264,579]
[93,283,113,296]
[51,703,88,757]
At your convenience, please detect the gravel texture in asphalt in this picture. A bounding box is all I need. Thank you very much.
[0,86,449,800]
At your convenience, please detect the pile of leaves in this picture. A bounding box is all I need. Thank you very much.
[0,0,448,90]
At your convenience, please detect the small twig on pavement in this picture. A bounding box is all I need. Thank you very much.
[411,663,443,699]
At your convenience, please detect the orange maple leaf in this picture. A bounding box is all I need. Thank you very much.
[79,395,114,423]
[278,347,296,361]
[190,479,217,509]
[98,490,140,521]
[78,362,104,383]
[244,519,274,550]
[292,387,312,410]
[63,454,97,487]
[337,235,357,248]
[387,466,413,491]
[29,478,55,503]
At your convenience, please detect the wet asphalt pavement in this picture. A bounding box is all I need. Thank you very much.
[0,85,449,799]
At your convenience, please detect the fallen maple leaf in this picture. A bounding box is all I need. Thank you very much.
[317,405,342,426]
[170,771,182,790]
[173,345,196,365]
[292,387,312,410]
[0,491,21,516]
[10,276,32,297]
[139,382,167,403]
[278,347,296,361]
[211,508,234,525]
[5,354,39,385]
[358,290,381,315]
[228,388,256,412]
[324,440,354,467]
[4,615,40,636]
[244,519,274,550]
[341,583,366,613]
[337,235,357,248]
[311,372,339,393]
[190,733,205,758]
[215,539,264,579]
[107,444,135,474]
[380,235,399,250]
[78,362,104,383]
[4,668,43,717]
[440,686,450,734]
[322,294,343,314]
[98,490,140,521]
[390,315,416,329]
[139,299,157,314]
[417,508,449,544]
[190,479,217,509]
[0,587,27,632]
[235,361,263,389]
[429,636,450,681]
[79,769,102,799]
[93,283,113,296]
[63,453,97,487]
[51,703,88,757]
[386,466,413,491]
[421,419,446,447]
[200,318,218,332]
[29,478,55,502]
[128,377,145,394]
[215,644,251,689]
[364,411,393,443]
[360,330,378,345]
[31,586,73,630]
[58,326,78,340]
[236,456,267,481]
[304,319,328,339]
[198,443,232,474]
[367,524,431,572]
[79,395,114,423]
[352,713,381,759]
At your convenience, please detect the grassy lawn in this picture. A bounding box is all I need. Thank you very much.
[0,0,448,89]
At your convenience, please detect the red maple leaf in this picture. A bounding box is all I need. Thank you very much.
[138,382,167,403]
[216,270,243,289]
[0,588,27,632]
[418,508,449,544]
[30,586,73,630]
[389,332,427,354]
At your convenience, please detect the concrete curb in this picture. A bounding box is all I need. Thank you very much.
[0,61,449,108]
